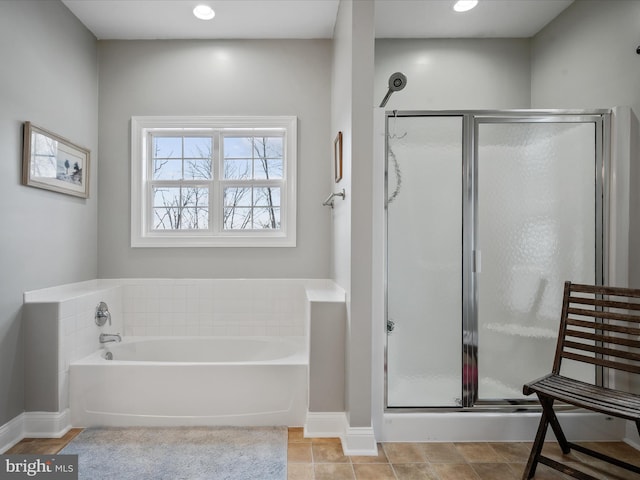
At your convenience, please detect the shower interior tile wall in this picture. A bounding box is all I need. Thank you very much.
[120,279,308,336]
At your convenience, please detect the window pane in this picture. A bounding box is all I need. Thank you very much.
[153,160,182,180]
[224,207,251,229]
[254,158,283,179]
[184,159,211,180]
[153,207,180,230]
[264,137,283,158]
[183,137,211,159]
[182,187,209,207]
[153,187,181,207]
[197,208,209,229]
[224,159,251,179]
[153,137,182,158]
[254,187,280,207]
[253,207,280,229]
[180,207,208,230]
[252,137,282,157]
[224,137,252,158]
[224,187,251,207]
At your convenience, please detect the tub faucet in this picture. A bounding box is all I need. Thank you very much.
[100,333,121,343]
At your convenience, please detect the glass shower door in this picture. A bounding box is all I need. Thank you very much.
[385,111,606,409]
[474,119,601,402]
[386,115,463,407]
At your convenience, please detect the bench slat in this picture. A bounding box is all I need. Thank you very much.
[565,328,640,348]
[566,317,640,337]
[567,306,640,324]
[569,283,640,298]
[569,295,640,312]
[562,351,640,374]
[542,374,639,403]
[563,340,640,363]
[524,374,640,420]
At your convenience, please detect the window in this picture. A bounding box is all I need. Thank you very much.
[131,116,296,247]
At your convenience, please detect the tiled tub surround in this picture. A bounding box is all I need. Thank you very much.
[23,280,123,430]
[21,279,346,437]
[120,278,311,337]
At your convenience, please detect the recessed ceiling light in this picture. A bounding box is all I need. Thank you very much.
[453,0,478,13]
[193,5,215,20]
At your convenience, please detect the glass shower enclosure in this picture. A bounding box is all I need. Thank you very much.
[385,111,609,409]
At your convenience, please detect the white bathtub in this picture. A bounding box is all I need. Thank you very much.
[69,336,308,427]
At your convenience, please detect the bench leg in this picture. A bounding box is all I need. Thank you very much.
[522,399,551,479]
[522,397,573,480]
[540,397,570,454]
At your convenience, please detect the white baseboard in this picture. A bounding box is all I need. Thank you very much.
[378,411,625,442]
[342,426,377,456]
[0,410,71,453]
[304,412,346,438]
[304,412,378,456]
[0,413,25,453]
[23,410,71,438]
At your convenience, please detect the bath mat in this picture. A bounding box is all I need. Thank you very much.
[58,426,287,480]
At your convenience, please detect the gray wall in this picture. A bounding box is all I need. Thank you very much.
[375,38,531,110]
[0,0,98,425]
[331,0,375,429]
[97,40,332,279]
[531,0,640,289]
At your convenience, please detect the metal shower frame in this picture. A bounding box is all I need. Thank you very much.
[384,109,611,412]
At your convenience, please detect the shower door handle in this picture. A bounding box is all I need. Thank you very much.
[473,250,481,273]
[387,319,395,333]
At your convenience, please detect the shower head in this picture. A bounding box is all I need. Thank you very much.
[388,72,407,92]
[379,72,407,108]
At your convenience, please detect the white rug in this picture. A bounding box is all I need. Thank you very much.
[59,427,287,480]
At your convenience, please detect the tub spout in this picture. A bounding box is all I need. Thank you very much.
[100,333,121,343]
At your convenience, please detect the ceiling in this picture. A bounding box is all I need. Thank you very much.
[61,0,574,40]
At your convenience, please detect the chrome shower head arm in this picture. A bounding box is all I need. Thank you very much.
[379,89,393,108]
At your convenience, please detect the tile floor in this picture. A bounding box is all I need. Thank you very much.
[286,428,640,480]
[4,427,639,480]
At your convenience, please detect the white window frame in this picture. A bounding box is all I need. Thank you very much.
[131,116,297,247]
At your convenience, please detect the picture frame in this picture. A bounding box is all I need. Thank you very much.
[334,131,342,183]
[22,122,90,198]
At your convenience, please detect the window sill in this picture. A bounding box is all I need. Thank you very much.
[131,233,296,248]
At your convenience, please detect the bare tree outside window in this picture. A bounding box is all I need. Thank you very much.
[147,132,285,233]
[152,136,211,230]
[223,135,282,231]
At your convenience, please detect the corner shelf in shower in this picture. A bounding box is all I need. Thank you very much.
[482,322,557,339]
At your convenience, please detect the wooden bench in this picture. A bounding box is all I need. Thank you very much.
[522,281,640,480]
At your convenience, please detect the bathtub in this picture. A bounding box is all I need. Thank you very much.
[69,336,308,427]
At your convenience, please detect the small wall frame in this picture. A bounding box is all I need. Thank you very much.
[334,131,343,183]
[22,122,90,198]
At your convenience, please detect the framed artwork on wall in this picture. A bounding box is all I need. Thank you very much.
[334,131,342,183]
[22,121,90,198]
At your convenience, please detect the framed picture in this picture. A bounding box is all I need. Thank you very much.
[22,122,90,198]
[334,131,342,183]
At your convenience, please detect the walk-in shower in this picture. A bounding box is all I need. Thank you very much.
[384,110,610,411]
